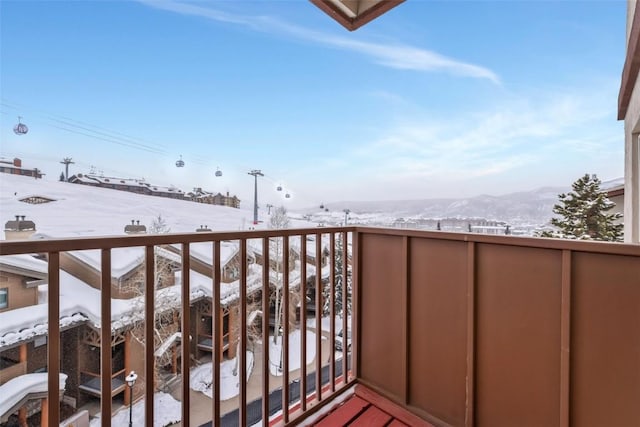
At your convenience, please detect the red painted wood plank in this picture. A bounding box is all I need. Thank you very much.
[355,384,435,427]
[388,420,409,427]
[314,396,370,426]
[349,406,393,426]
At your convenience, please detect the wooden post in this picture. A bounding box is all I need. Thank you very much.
[172,345,178,375]
[194,305,200,360]
[40,398,49,427]
[19,343,27,362]
[228,306,237,359]
[124,331,131,405]
[219,309,224,361]
[18,407,27,427]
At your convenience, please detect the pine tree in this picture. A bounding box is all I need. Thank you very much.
[540,174,623,242]
[322,234,352,318]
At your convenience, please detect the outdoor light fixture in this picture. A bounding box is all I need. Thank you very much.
[125,371,138,427]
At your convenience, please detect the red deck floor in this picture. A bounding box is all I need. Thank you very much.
[310,385,435,427]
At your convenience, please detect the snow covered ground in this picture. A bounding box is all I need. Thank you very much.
[89,392,180,427]
[268,330,317,376]
[307,316,350,335]
[0,173,312,239]
[190,351,255,401]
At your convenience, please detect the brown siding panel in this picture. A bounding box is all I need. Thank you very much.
[571,252,640,427]
[408,238,468,426]
[359,233,405,399]
[475,244,562,427]
[0,272,37,312]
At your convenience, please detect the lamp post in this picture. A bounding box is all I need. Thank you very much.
[125,371,138,427]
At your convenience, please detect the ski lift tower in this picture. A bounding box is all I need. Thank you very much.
[60,157,74,181]
[248,169,264,225]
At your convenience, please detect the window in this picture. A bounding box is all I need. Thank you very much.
[0,288,7,309]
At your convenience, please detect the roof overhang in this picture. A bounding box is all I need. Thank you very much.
[606,184,625,198]
[618,5,640,120]
[310,0,405,31]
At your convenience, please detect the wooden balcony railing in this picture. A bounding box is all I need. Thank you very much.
[0,227,355,426]
[353,228,640,427]
[1,227,639,426]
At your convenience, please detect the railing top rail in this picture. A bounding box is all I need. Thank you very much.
[0,226,357,255]
[1,225,638,257]
[354,226,640,257]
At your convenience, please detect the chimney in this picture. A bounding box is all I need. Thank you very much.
[4,215,36,240]
[125,219,146,234]
[13,158,22,167]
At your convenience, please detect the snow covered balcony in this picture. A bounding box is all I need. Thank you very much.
[1,227,640,426]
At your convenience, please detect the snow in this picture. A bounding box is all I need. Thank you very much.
[0,173,313,239]
[154,332,181,358]
[0,252,269,348]
[307,316,350,335]
[181,265,264,307]
[0,254,47,275]
[268,330,317,376]
[89,392,180,427]
[0,373,67,418]
[190,351,255,401]
[178,241,240,267]
[0,268,142,348]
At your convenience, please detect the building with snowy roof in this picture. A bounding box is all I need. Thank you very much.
[68,173,184,200]
[0,158,44,180]
[0,173,329,425]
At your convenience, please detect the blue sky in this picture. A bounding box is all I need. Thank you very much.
[0,0,626,208]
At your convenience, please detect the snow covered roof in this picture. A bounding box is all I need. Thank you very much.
[0,373,67,420]
[182,265,264,307]
[0,254,269,349]
[0,174,318,347]
[0,254,47,276]
[173,241,241,268]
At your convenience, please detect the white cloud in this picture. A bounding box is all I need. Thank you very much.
[343,86,621,187]
[138,0,499,83]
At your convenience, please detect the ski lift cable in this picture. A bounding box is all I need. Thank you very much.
[3,99,316,202]
[2,99,170,152]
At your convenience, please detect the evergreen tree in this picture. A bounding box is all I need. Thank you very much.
[540,174,623,242]
[59,172,65,181]
[322,234,352,318]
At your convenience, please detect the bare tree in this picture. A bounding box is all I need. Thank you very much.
[231,301,262,376]
[269,206,290,345]
[122,214,181,388]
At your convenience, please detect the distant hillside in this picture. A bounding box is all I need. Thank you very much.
[298,186,572,227]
